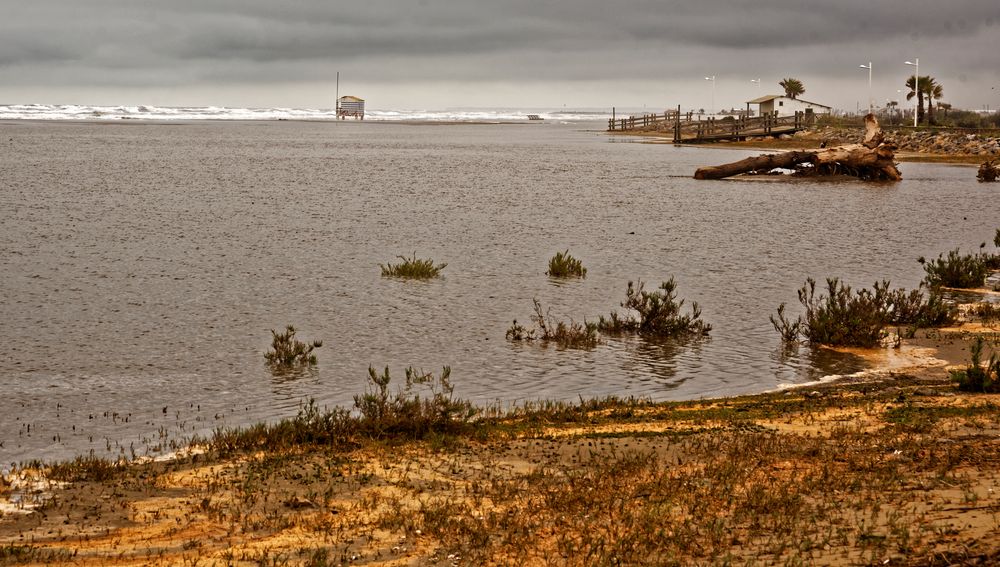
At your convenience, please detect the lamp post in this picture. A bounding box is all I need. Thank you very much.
[750,78,761,92]
[859,62,872,114]
[905,59,919,127]
[705,76,716,116]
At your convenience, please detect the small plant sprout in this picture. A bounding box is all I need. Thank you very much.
[380,252,447,279]
[264,325,322,368]
[505,319,535,341]
[950,337,1000,393]
[546,250,587,278]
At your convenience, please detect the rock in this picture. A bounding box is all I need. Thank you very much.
[285,496,317,509]
[805,391,823,399]
[913,387,938,397]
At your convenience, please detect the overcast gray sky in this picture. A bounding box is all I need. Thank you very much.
[3,0,998,112]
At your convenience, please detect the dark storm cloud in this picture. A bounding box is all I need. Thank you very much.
[2,0,997,106]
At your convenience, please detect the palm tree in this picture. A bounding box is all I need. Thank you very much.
[779,78,805,99]
[906,75,933,124]
[925,79,943,125]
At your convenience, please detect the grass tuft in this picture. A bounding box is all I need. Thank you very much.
[546,250,587,278]
[264,325,322,369]
[380,252,447,279]
[355,365,477,438]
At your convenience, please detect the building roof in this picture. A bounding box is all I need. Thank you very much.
[339,95,365,102]
[746,94,831,108]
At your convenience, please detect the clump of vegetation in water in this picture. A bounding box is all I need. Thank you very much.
[354,365,476,438]
[264,325,322,368]
[546,250,587,278]
[771,278,956,347]
[919,230,1000,288]
[950,337,999,393]
[920,249,991,289]
[380,253,447,279]
[597,278,711,338]
[506,299,599,349]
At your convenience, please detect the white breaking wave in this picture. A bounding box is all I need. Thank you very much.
[0,104,613,123]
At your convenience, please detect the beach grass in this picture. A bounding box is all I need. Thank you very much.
[546,250,587,278]
[380,253,447,279]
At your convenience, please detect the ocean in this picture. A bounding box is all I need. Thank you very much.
[1,116,994,463]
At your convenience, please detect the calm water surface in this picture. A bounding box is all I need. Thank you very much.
[1,120,995,463]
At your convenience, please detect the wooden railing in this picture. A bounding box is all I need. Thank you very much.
[609,107,815,142]
[607,110,684,132]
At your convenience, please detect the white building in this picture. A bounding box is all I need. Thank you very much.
[747,95,831,118]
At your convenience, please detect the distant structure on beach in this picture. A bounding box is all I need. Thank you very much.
[337,96,365,120]
[747,95,830,118]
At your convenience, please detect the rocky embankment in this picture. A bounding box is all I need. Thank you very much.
[802,126,1000,156]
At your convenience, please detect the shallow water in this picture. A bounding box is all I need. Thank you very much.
[1,120,996,463]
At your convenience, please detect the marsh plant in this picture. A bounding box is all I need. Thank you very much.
[597,278,711,338]
[950,336,1000,393]
[920,249,992,289]
[264,325,322,368]
[546,250,587,278]
[355,365,476,437]
[506,299,599,349]
[771,278,956,347]
[380,252,447,279]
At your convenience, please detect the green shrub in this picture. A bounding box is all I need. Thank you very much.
[921,249,991,289]
[950,337,1000,393]
[264,325,322,368]
[380,253,447,279]
[597,279,711,338]
[546,250,587,278]
[506,299,599,349]
[772,279,955,347]
[355,365,476,437]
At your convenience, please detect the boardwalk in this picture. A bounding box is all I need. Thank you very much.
[608,108,814,143]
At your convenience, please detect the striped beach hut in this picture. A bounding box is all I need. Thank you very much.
[337,96,365,120]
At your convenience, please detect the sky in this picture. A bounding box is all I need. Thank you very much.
[2,0,998,113]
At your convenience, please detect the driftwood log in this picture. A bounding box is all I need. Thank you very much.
[694,114,901,181]
[978,160,999,182]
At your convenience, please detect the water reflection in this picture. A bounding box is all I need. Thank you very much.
[772,342,868,385]
[616,335,708,390]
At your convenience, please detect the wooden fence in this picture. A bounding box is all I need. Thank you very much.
[609,107,815,143]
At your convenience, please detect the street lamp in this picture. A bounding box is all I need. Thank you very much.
[705,76,716,116]
[905,58,919,127]
[750,78,761,92]
[859,62,872,114]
